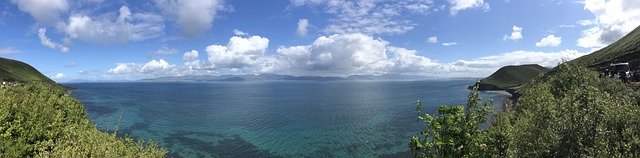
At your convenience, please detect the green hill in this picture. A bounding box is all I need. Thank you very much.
[474,64,550,91]
[569,25,640,70]
[0,57,55,83]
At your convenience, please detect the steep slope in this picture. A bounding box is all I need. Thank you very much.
[0,57,55,83]
[474,64,550,91]
[569,25,640,70]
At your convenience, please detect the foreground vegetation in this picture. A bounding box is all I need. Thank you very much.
[0,82,166,157]
[411,63,640,157]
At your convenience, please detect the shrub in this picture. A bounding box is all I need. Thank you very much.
[0,82,167,157]
[409,83,494,157]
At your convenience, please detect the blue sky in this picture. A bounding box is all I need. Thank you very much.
[0,0,639,82]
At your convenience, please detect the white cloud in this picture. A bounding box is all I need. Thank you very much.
[54,73,65,79]
[405,3,431,14]
[38,28,69,53]
[108,63,136,74]
[63,6,165,43]
[155,0,223,37]
[78,70,88,75]
[154,46,178,54]
[448,0,490,15]
[427,36,438,43]
[535,35,562,47]
[503,25,523,41]
[11,0,69,26]
[578,0,640,48]
[233,29,249,36]
[107,59,176,75]
[577,20,596,26]
[442,42,458,46]
[206,36,270,69]
[105,33,590,79]
[290,0,433,35]
[183,50,199,61]
[452,49,587,70]
[0,47,21,55]
[297,18,310,37]
[558,24,575,28]
[141,59,175,73]
[276,33,392,76]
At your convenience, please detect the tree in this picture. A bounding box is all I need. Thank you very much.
[410,83,494,158]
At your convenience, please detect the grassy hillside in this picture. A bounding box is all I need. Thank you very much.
[0,57,55,83]
[476,64,550,90]
[569,25,640,70]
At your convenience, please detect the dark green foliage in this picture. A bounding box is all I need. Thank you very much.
[410,84,494,157]
[411,63,640,157]
[0,82,167,157]
[479,64,550,90]
[0,57,55,84]
[494,63,640,157]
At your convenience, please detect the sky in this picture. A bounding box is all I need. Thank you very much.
[0,0,639,82]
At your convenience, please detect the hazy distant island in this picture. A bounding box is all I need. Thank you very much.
[139,73,445,82]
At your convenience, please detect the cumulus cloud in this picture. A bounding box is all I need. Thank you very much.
[442,42,458,46]
[38,28,69,53]
[11,0,69,25]
[106,33,588,79]
[297,18,310,37]
[578,0,640,48]
[63,6,165,43]
[107,63,136,74]
[206,36,270,69]
[12,1,177,47]
[54,73,65,79]
[503,25,523,41]
[107,59,176,75]
[0,47,21,55]
[154,46,178,54]
[233,29,249,36]
[155,0,223,37]
[427,36,438,43]
[448,0,490,15]
[183,50,199,61]
[276,33,392,76]
[535,35,562,47]
[141,59,175,73]
[290,0,433,35]
[78,70,88,75]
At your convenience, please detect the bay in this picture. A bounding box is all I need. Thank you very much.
[65,80,506,157]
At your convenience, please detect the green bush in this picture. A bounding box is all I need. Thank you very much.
[411,63,640,157]
[494,63,640,157]
[409,84,494,157]
[0,82,166,157]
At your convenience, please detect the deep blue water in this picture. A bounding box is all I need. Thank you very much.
[65,80,505,158]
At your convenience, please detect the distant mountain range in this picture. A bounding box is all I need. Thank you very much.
[140,74,440,82]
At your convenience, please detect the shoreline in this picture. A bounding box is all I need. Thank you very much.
[483,90,512,97]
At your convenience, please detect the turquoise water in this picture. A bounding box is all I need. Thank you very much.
[66,80,505,157]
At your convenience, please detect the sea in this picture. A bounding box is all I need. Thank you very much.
[65,79,507,158]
